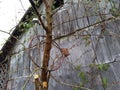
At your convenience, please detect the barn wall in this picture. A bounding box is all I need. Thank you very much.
[5,0,120,90]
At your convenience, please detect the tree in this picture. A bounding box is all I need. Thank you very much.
[29,0,56,90]
[29,0,70,90]
[0,0,120,90]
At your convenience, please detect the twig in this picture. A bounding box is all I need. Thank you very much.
[50,74,92,90]
[22,68,40,90]
[19,0,26,11]
[29,0,48,31]
[0,29,25,48]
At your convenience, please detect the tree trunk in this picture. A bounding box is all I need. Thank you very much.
[29,0,53,90]
[41,32,52,90]
[41,1,53,90]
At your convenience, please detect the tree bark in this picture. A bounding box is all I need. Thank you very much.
[41,1,53,90]
[41,32,52,90]
[29,0,53,90]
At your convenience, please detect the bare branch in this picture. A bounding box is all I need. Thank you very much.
[29,0,48,31]
[0,29,25,48]
[18,0,26,12]
[51,74,92,90]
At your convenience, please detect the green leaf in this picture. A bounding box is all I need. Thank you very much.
[82,35,90,40]
[73,87,79,90]
[78,72,86,81]
[89,63,96,68]
[98,64,104,71]
[102,77,108,88]
[98,64,110,71]
[75,64,81,70]
[22,22,32,29]
[110,7,120,17]
[80,82,83,87]
[103,64,110,71]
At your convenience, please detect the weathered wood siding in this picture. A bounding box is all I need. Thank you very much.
[3,0,120,90]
